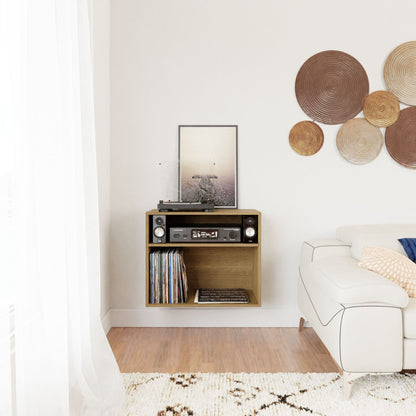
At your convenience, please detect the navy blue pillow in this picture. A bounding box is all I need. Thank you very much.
[398,238,416,263]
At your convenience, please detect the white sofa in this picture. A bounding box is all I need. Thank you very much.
[298,224,416,395]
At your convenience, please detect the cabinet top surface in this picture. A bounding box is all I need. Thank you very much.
[146,208,261,216]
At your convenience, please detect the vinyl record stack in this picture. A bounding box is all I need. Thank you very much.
[149,249,188,304]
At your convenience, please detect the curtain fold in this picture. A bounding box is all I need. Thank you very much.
[0,0,125,415]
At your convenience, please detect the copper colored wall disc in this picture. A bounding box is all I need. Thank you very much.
[336,118,383,164]
[363,90,400,127]
[384,41,416,105]
[295,50,369,125]
[289,121,324,156]
[385,106,416,169]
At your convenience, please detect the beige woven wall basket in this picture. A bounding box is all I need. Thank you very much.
[336,118,383,164]
[384,41,416,105]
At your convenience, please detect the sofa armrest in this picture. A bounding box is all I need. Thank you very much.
[301,239,351,265]
[300,256,409,308]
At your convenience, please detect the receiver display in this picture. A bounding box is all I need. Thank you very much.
[192,229,218,239]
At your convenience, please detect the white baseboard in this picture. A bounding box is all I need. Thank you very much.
[101,309,112,334]
[106,307,302,328]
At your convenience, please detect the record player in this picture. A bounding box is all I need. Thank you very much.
[157,200,214,212]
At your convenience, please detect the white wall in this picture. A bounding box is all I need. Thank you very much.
[91,0,111,322]
[109,0,416,327]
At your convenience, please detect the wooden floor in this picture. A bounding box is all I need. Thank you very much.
[107,327,339,373]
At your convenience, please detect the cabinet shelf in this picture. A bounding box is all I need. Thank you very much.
[146,289,260,307]
[148,242,259,248]
[145,209,261,308]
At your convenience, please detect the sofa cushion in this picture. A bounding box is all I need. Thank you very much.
[304,256,409,307]
[404,298,416,339]
[336,224,416,260]
[359,246,416,297]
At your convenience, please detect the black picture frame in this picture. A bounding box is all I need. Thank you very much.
[178,125,238,208]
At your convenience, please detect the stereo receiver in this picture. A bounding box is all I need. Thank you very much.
[170,226,241,243]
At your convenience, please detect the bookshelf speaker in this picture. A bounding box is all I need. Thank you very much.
[242,216,258,243]
[152,215,166,243]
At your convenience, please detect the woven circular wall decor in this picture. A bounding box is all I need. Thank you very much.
[384,41,416,105]
[289,121,324,156]
[385,106,416,169]
[295,50,369,125]
[363,90,400,127]
[336,118,383,164]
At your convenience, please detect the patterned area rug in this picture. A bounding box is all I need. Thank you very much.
[120,372,416,416]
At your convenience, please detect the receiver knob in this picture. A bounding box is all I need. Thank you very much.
[229,230,237,239]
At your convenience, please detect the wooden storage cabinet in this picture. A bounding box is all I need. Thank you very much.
[145,209,261,307]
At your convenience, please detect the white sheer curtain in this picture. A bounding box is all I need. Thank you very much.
[0,1,124,415]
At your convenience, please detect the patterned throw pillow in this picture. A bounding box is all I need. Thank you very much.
[359,246,416,297]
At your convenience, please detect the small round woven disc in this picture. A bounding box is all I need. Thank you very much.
[295,50,369,125]
[363,90,400,127]
[336,118,383,164]
[384,41,416,105]
[385,106,416,169]
[289,121,324,156]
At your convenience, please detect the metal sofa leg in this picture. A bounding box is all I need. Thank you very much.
[341,372,368,399]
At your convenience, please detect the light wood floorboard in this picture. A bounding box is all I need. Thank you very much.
[107,327,339,373]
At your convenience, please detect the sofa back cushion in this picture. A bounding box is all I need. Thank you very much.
[336,224,416,260]
[359,246,416,297]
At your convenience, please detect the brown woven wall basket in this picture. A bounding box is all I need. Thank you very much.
[289,121,324,156]
[385,107,416,169]
[384,41,416,105]
[295,50,369,125]
[363,90,400,127]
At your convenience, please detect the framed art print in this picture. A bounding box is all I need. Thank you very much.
[178,125,238,208]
